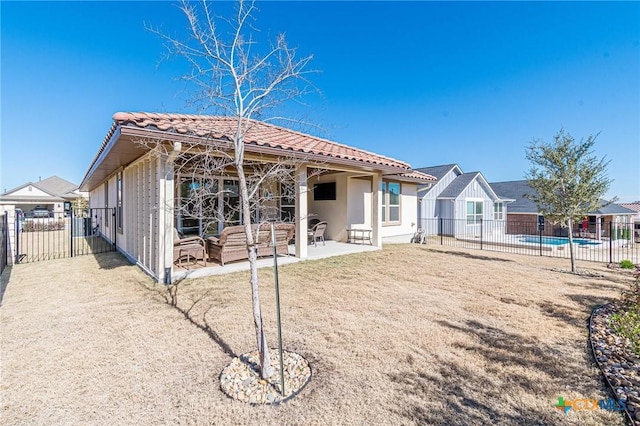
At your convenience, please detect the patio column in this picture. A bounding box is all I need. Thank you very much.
[295,165,308,259]
[371,172,383,247]
[159,142,180,284]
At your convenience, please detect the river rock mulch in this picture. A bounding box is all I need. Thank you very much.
[219,349,311,404]
[590,303,640,424]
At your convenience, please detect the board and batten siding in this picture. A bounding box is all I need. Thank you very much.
[453,180,494,222]
[419,167,460,222]
[89,152,172,282]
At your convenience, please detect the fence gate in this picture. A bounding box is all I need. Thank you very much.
[15,207,116,264]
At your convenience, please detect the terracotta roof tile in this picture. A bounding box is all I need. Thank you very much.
[387,170,437,182]
[111,112,413,169]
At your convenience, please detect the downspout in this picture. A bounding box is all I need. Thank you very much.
[163,142,181,284]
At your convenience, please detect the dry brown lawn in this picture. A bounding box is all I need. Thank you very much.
[1,245,634,425]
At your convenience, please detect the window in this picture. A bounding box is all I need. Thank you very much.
[279,182,295,222]
[117,172,123,232]
[104,180,109,228]
[176,176,242,236]
[382,180,401,224]
[494,202,504,220]
[466,200,483,225]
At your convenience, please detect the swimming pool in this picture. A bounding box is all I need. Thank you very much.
[518,236,602,246]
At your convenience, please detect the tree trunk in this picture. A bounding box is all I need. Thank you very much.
[567,218,576,273]
[236,163,273,379]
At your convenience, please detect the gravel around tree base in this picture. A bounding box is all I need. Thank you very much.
[220,349,311,404]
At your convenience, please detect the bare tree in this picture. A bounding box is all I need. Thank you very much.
[146,0,318,378]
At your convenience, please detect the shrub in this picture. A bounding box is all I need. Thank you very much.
[620,259,635,269]
[610,271,640,357]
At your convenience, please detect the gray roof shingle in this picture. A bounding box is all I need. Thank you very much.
[414,164,459,181]
[438,173,480,198]
[490,180,539,213]
[490,180,637,216]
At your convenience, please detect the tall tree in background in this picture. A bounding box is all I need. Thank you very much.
[525,128,613,273]
[149,0,316,378]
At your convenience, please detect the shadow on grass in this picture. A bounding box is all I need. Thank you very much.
[536,300,588,329]
[424,248,514,263]
[0,264,12,307]
[162,279,238,359]
[388,319,616,425]
[92,251,132,270]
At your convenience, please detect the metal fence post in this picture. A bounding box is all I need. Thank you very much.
[480,218,483,250]
[609,221,613,264]
[14,212,20,264]
[70,208,74,258]
[439,217,443,245]
[112,208,117,250]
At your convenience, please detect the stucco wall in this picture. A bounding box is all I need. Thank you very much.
[381,183,418,238]
[307,173,348,241]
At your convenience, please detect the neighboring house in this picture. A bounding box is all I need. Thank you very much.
[0,176,85,217]
[80,112,437,283]
[490,180,636,239]
[414,164,511,237]
[620,203,640,242]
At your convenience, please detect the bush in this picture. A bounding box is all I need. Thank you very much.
[620,259,635,269]
[610,271,640,357]
[22,219,65,232]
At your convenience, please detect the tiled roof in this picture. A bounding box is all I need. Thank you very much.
[387,170,437,182]
[107,112,414,170]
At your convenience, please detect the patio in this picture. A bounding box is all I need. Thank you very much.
[172,240,379,281]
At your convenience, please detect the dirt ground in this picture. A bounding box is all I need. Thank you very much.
[0,245,634,425]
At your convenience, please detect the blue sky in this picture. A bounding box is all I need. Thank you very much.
[2,1,639,201]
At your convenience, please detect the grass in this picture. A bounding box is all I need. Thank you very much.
[0,244,634,425]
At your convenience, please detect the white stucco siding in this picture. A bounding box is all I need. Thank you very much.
[308,173,348,241]
[381,183,418,238]
[347,177,372,230]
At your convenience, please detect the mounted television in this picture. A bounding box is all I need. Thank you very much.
[313,182,336,201]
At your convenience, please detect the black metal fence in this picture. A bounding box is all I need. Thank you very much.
[416,218,639,264]
[15,207,116,263]
[0,212,7,275]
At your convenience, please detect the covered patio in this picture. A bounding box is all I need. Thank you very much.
[80,112,436,283]
[172,239,380,281]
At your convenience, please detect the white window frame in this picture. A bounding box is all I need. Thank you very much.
[466,199,483,225]
[382,180,401,225]
[494,202,504,220]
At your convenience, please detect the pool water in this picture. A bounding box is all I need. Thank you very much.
[518,236,602,246]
